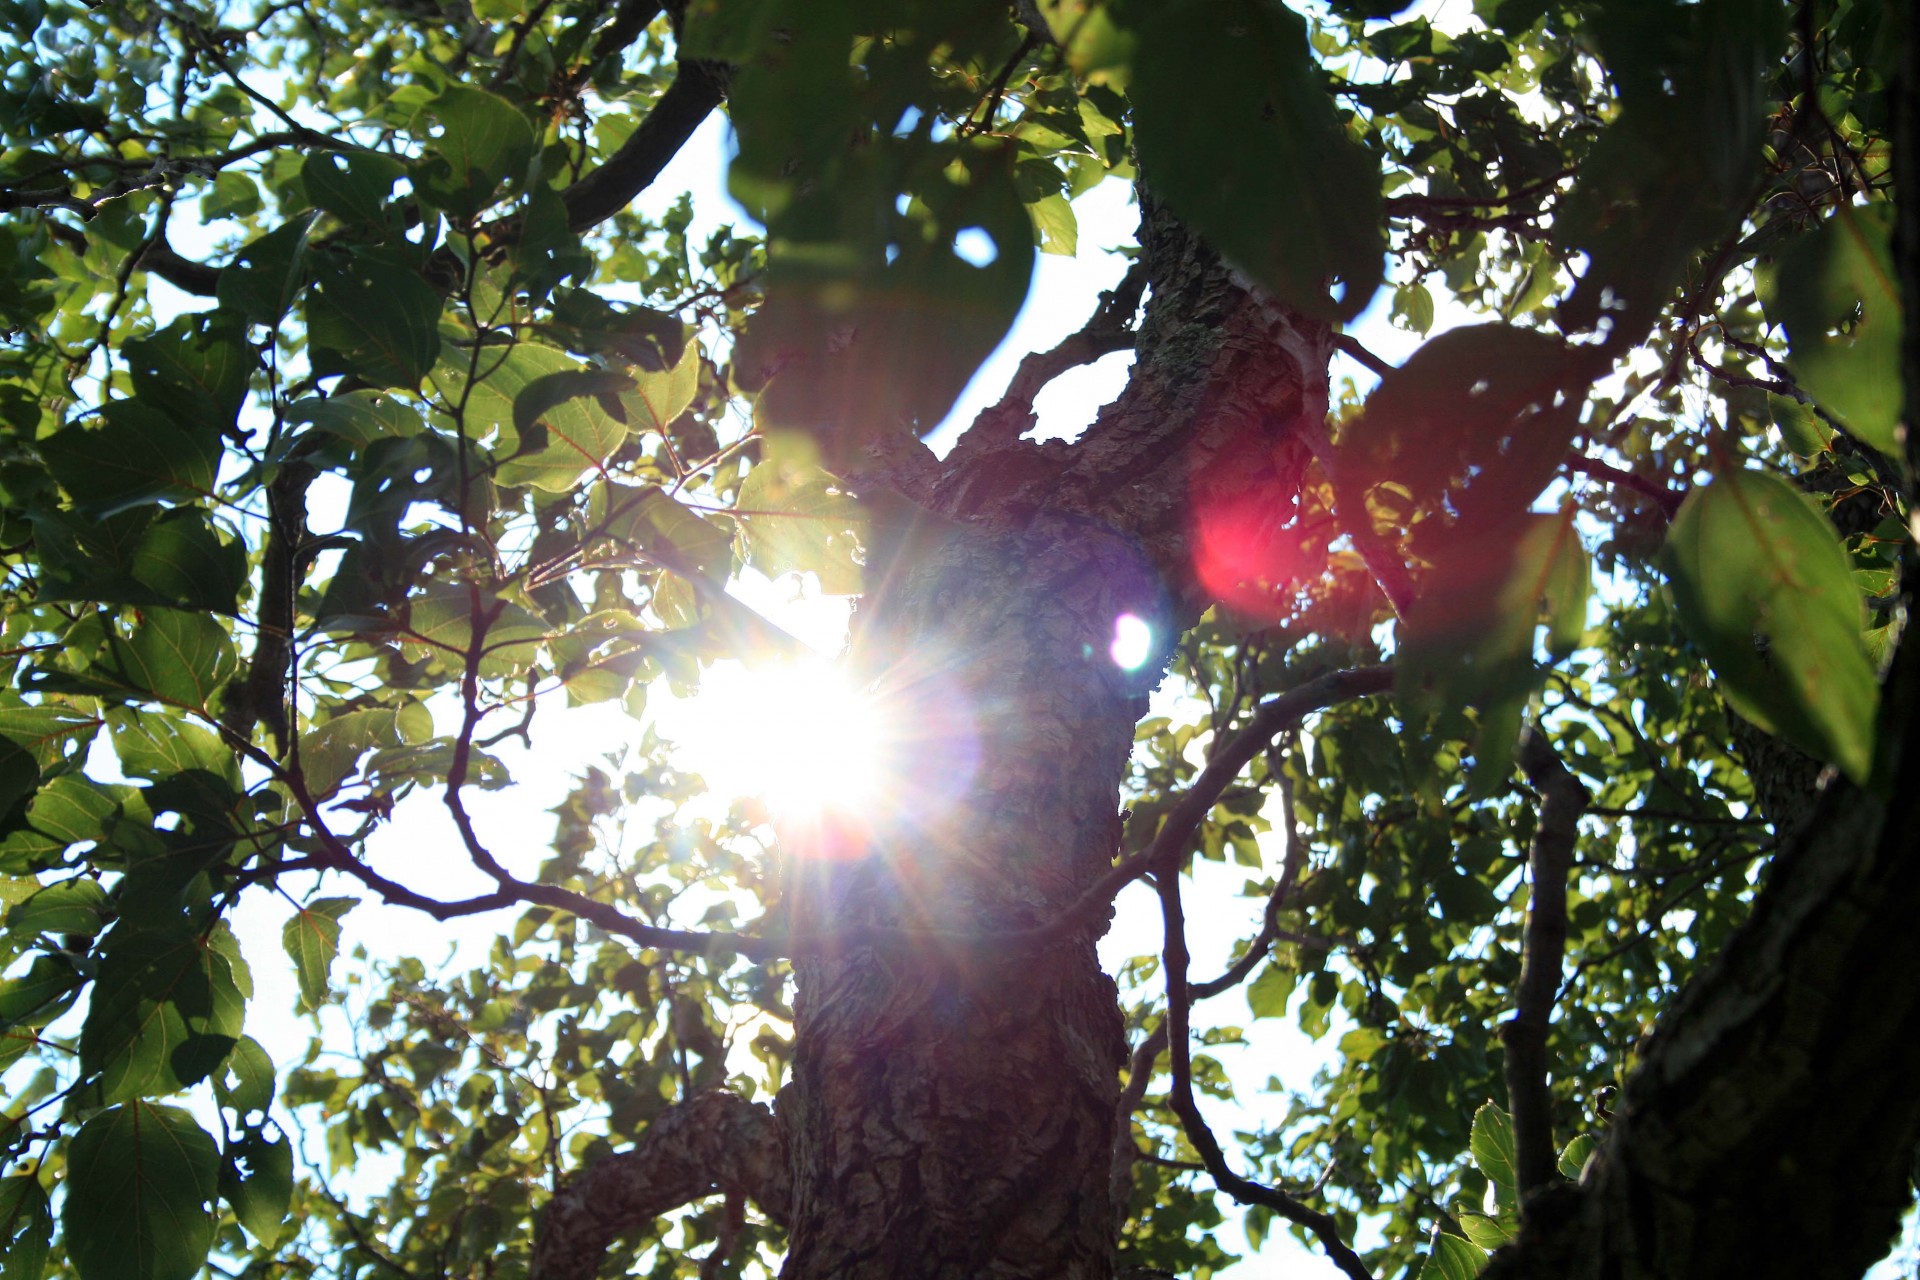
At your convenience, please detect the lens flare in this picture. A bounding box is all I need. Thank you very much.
[651,650,984,861]
[652,659,883,819]
[1111,613,1153,670]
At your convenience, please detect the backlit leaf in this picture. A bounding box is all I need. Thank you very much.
[282,897,358,1012]
[87,610,238,713]
[1470,1102,1518,1191]
[1761,205,1901,458]
[1127,0,1383,318]
[0,1176,52,1280]
[734,457,866,595]
[495,368,635,491]
[1662,468,1878,782]
[1417,1232,1487,1280]
[63,1102,218,1280]
[79,921,251,1102]
[212,1034,276,1117]
[219,1128,293,1247]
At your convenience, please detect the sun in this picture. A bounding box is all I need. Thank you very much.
[651,657,886,822]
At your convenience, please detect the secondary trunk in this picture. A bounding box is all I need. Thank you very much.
[775,206,1331,1279]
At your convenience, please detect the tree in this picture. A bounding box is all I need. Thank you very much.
[0,0,1915,1277]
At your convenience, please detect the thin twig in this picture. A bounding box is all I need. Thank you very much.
[1565,457,1685,520]
[1157,870,1376,1280]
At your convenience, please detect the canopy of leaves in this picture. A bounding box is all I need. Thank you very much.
[0,0,1906,1277]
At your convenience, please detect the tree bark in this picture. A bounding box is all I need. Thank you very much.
[1482,643,1920,1280]
[773,205,1331,1279]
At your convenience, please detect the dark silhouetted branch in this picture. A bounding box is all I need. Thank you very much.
[1503,725,1588,1203]
[562,57,730,232]
[1565,457,1684,520]
[1331,332,1394,379]
[949,259,1147,457]
[1157,870,1375,1280]
[530,1091,788,1280]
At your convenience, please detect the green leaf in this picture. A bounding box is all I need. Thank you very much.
[592,482,734,583]
[1555,0,1782,339]
[1760,205,1901,457]
[1558,1132,1597,1181]
[212,1034,276,1117]
[5,877,107,938]
[282,896,358,1011]
[1661,468,1879,782]
[1393,282,1436,334]
[308,250,443,389]
[1456,1212,1515,1250]
[40,400,221,517]
[63,1102,218,1280]
[0,1176,52,1280]
[106,710,237,785]
[1126,0,1383,318]
[215,215,318,327]
[733,457,866,595]
[218,1127,294,1247]
[0,742,30,826]
[617,341,701,436]
[0,956,81,1026]
[411,86,535,218]
[1470,1102,1518,1191]
[433,339,576,452]
[13,778,125,871]
[0,704,100,776]
[302,150,407,226]
[287,391,424,449]
[735,146,1034,456]
[1245,960,1296,1019]
[122,311,255,437]
[494,368,635,491]
[1399,511,1589,720]
[364,738,512,790]
[1417,1232,1487,1280]
[1351,325,1576,506]
[297,708,408,798]
[87,610,238,712]
[1767,393,1833,457]
[1029,192,1078,257]
[79,921,252,1102]
[125,512,248,614]
[399,586,551,678]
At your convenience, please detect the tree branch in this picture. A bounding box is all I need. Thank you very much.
[1482,645,1920,1278]
[947,259,1146,457]
[1331,332,1394,379]
[1565,456,1684,520]
[1502,725,1588,1203]
[529,1090,788,1280]
[561,56,730,232]
[1157,870,1375,1280]
[272,665,1389,967]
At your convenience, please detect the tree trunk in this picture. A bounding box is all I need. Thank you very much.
[774,204,1330,1279]
[1483,639,1920,1280]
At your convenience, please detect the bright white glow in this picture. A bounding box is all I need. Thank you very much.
[652,659,884,819]
[1111,613,1152,670]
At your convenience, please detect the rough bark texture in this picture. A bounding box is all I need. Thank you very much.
[530,1091,789,1280]
[1482,657,1920,1279]
[773,205,1330,1280]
